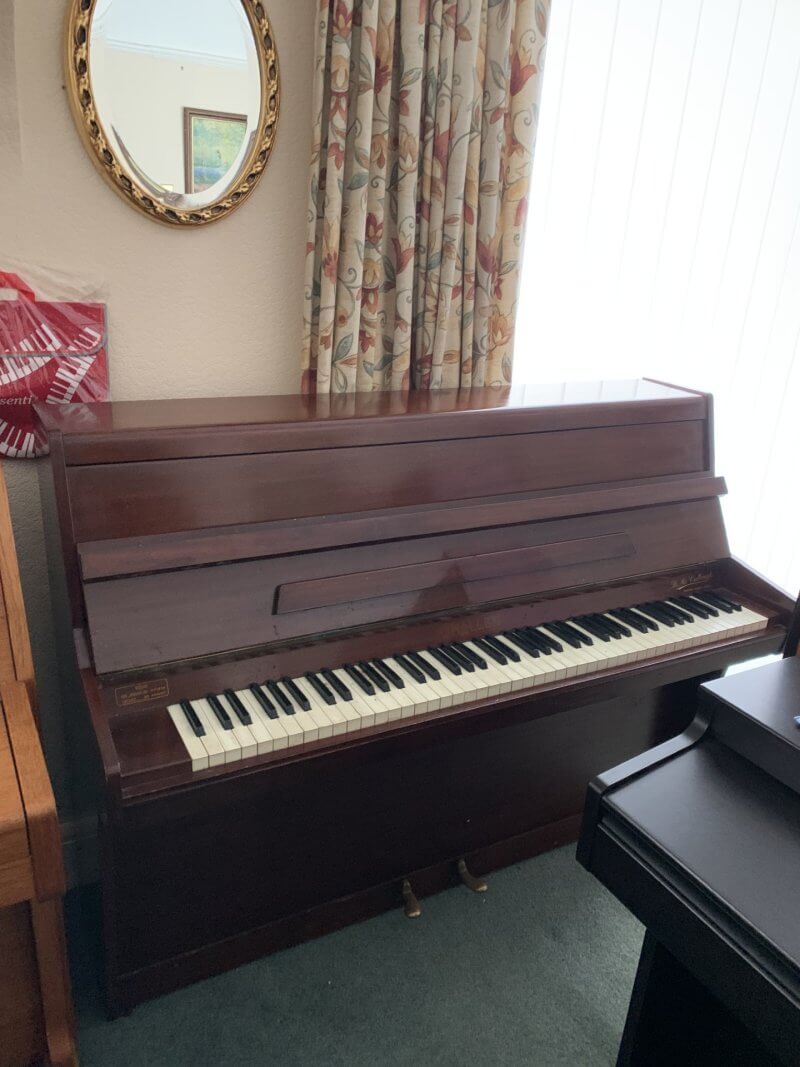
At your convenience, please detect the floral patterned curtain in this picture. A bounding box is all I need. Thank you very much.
[301,0,550,394]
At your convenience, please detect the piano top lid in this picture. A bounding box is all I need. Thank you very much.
[698,658,800,796]
[35,379,709,464]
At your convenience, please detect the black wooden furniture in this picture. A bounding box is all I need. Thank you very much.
[578,656,800,1066]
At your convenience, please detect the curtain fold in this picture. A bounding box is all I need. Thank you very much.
[302,0,550,394]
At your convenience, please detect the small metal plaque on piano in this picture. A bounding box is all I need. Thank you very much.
[115,678,169,708]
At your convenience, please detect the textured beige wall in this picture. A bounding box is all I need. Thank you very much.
[0,0,314,821]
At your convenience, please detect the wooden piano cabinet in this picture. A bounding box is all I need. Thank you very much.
[33,382,795,1013]
[103,681,696,1011]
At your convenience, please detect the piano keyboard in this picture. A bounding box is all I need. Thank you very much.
[168,592,769,772]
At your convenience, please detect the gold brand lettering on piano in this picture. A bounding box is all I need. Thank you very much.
[115,678,170,708]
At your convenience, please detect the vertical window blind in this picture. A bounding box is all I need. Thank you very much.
[515,0,800,599]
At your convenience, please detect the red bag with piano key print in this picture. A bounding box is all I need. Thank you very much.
[0,271,109,457]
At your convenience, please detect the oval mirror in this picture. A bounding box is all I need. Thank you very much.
[65,0,279,226]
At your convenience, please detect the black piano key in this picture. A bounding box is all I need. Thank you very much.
[521,627,557,653]
[530,627,563,653]
[625,607,659,631]
[428,647,463,675]
[505,630,541,657]
[305,672,336,705]
[322,669,353,701]
[547,622,582,648]
[584,616,617,640]
[485,635,520,661]
[651,601,688,625]
[609,609,649,635]
[283,678,311,711]
[663,597,700,622]
[370,660,404,690]
[664,600,696,624]
[574,617,611,642]
[266,680,295,714]
[250,684,278,719]
[373,659,405,688]
[553,621,593,646]
[206,693,234,730]
[668,596,704,619]
[443,644,476,672]
[706,590,742,612]
[223,689,252,725]
[640,601,678,623]
[634,604,673,628]
[454,642,488,669]
[683,595,718,618]
[599,613,631,638]
[180,699,205,737]
[587,614,624,639]
[344,664,375,696]
[359,661,390,692]
[694,591,734,614]
[567,620,595,645]
[395,654,426,684]
[409,651,441,680]
[472,638,505,666]
[545,622,583,649]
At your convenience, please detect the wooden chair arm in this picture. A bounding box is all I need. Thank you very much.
[2,680,65,900]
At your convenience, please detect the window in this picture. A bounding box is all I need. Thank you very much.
[515,0,800,598]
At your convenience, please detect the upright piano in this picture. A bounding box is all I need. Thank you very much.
[35,380,793,1014]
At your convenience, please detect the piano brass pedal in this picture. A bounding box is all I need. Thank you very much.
[401,878,422,918]
[457,858,488,893]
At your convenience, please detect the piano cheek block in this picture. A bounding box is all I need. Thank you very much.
[275,534,636,615]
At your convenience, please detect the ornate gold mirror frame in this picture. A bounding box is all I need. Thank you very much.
[64,0,280,227]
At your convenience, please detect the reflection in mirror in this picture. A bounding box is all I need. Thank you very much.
[89,0,261,212]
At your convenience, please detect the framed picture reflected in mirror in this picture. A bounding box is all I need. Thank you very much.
[183,108,248,195]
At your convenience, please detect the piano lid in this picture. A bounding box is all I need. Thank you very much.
[35,379,708,465]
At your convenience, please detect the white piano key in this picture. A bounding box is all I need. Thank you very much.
[276,706,305,747]
[329,669,377,728]
[389,669,434,717]
[217,695,258,759]
[471,644,517,693]
[236,689,279,753]
[409,656,455,706]
[538,629,596,674]
[364,666,405,721]
[292,677,337,738]
[167,703,209,771]
[391,658,441,711]
[593,619,649,663]
[193,698,239,764]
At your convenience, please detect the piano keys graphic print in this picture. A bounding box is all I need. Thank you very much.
[0,271,108,457]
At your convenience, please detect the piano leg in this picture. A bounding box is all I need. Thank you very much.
[618,931,779,1066]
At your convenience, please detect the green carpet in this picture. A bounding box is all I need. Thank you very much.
[67,845,642,1066]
